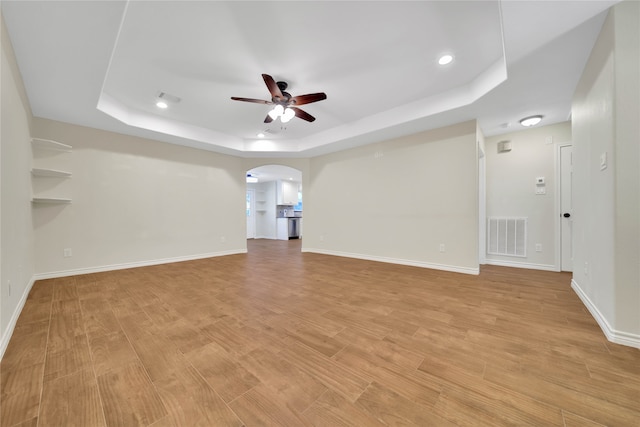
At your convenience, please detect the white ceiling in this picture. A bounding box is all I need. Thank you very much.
[2,1,618,158]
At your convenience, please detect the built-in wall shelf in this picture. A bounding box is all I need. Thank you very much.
[31,168,72,178]
[31,138,72,152]
[30,138,72,206]
[31,197,72,204]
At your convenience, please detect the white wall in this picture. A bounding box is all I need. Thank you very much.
[1,14,36,357]
[304,120,479,274]
[572,0,640,348]
[31,118,248,277]
[485,122,572,271]
[612,0,640,340]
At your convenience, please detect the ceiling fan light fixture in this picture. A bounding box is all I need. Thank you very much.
[520,115,543,127]
[232,74,326,124]
[268,104,284,120]
[281,108,295,123]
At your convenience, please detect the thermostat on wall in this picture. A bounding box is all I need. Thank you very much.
[536,177,545,185]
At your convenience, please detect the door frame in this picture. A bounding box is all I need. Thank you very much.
[555,142,572,272]
[246,188,256,239]
[478,143,487,265]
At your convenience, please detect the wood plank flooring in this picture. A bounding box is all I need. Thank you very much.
[1,239,639,426]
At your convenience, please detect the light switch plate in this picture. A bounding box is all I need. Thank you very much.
[536,187,546,195]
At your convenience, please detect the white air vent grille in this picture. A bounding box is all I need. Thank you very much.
[488,217,527,257]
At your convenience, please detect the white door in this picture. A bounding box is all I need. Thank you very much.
[560,145,573,271]
[246,189,256,239]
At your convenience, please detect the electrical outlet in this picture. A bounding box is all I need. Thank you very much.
[220,236,226,243]
[320,235,324,242]
[584,262,589,275]
[439,244,445,253]
[63,248,72,257]
[535,244,542,252]
[8,280,11,297]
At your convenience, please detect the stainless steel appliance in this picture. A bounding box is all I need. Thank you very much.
[287,217,300,239]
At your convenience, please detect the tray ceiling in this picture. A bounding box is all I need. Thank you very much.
[2,1,618,157]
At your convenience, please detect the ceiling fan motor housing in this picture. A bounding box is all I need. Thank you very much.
[275,82,291,103]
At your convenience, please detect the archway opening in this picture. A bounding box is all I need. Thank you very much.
[246,165,303,242]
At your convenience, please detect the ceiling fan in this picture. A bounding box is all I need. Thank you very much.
[231,74,327,123]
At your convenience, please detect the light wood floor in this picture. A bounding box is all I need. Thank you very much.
[1,239,639,426]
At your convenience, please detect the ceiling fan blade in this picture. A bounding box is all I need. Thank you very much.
[291,107,316,122]
[291,92,327,106]
[264,114,274,124]
[231,97,271,104]
[262,74,284,101]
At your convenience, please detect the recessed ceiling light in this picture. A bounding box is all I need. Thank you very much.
[519,115,543,127]
[438,54,454,65]
[257,133,265,138]
[156,91,181,110]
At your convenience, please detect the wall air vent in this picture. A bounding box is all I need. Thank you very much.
[488,217,527,257]
[497,140,512,153]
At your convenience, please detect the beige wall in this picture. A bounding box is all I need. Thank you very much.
[572,0,640,347]
[31,118,248,277]
[304,120,479,274]
[485,122,572,270]
[1,14,36,356]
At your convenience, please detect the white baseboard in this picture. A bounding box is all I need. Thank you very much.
[0,276,36,360]
[485,259,559,272]
[302,248,479,275]
[571,279,640,349]
[33,249,247,280]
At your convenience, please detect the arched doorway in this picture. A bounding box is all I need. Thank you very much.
[246,165,302,241]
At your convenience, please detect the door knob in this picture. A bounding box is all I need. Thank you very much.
[563,213,571,218]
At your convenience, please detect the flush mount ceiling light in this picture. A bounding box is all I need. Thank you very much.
[438,54,454,65]
[257,133,265,138]
[156,101,168,109]
[519,115,543,127]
